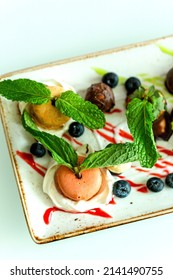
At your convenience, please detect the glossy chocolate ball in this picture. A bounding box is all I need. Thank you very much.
[85,82,115,112]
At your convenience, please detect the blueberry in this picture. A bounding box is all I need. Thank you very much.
[125,77,141,95]
[102,72,119,88]
[113,180,131,198]
[30,142,46,157]
[146,177,164,192]
[68,122,84,137]
[165,173,173,188]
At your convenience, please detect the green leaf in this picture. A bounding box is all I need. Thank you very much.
[128,86,166,120]
[0,79,51,104]
[150,93,166,119]
[157,44,173,56]
[126,98,160,167]
[22,110,78,169]
[56,91,106,129]
[143,76,164,87]
[91,67,108,76]
[80,142,138,170]
[118,76,127,84]
[128,86,146,100]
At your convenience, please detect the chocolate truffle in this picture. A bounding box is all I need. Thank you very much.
[165,68,173,94]
[85,82,115,112]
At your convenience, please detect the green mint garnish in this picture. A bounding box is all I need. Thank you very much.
[0,79,51,104]
[22,111,139,175]
[126,97,160,167]
[22,110,78,170]
[150,93,166,119]
[0,78,105,129]
[55,90,106,129]
[80,143,138,170]
[129,86,166,120]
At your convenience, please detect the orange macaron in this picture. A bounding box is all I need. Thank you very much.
[54,157,104,201]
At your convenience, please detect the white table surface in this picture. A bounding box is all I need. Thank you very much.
[1,0,173,260]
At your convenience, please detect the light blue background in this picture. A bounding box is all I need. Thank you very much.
[0,0,173,260]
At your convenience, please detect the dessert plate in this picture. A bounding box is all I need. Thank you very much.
[1,35,173,244]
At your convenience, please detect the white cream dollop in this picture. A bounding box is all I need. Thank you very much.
[43,160,114,212]
[107,162,132,174]
[43,145,114,212]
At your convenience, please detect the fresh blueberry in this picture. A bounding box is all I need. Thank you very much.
[113,180,131,198]
[102,72,119,88]
[125,77,141,95]
[30,142,46,157]
[165,173,173,188]
[146,177,164,192]
[68,122,84,137]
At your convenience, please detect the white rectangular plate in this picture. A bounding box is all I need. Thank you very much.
[1,35,173,244]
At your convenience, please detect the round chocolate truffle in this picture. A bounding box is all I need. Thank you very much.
[165,67,173,94]
[85,82,115,112]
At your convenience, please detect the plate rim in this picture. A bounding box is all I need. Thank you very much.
[1,34,173,80]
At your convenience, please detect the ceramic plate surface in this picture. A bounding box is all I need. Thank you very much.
[1,35,173,244]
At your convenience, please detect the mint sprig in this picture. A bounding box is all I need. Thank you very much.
[0,79,51,104]
[0,78,105,129]
[126,97,160,167]
[128,86,166,119]
[22,111,78,170]
[80,143,138,170]
[55,91,106,129]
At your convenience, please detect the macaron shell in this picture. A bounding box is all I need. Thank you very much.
[55,165,102,201]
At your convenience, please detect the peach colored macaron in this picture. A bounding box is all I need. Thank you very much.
[54,160,103,201]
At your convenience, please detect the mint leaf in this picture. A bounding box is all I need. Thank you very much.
[0,79,51,104]
[148,87,166,119]
[55,91,106,129]
[80,143,138,170]
[126,98,160,167]
[128,86,166,120]
[22,110,78,169]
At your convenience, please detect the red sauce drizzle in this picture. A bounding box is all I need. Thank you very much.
[105,122,116,128]
[154,162,165,168]
[149,170,169,178]
[63,133,83,146]
[95,130,116,143]
[161,160,173,167]
[16,151,47,177]
[43,206,112,224]
[118,175,144,188]
[106,108,122,114]
[103,125,115,133]
[137,186,148,193]
[119,129,133,141]
[157,146,173,156]
[108,197,116,204]
[134,167,149,173]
